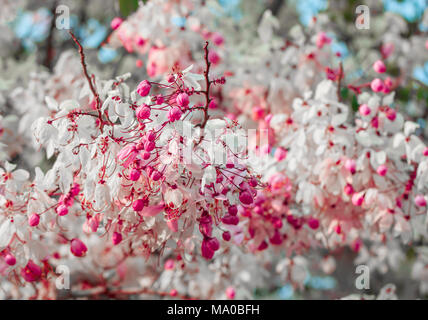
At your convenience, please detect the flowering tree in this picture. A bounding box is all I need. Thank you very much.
[0,0,428,300]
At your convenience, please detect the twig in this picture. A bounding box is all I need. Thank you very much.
[337,62,343,102]
[199,41,212,129]
[68,31,104,131]
[43,1,57,70]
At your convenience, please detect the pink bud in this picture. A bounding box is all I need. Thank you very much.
[208,50,220,64]
[21,260,42,282]
[269,230,282,245]
[136,104,151,120]
[207,237,220,251]
[423,147,428,156]
[385,108,396,121]
[167,107,182,122]
[112,232,122,245]
[136,36,145,46]
[71,183,80,196]
[307,218,319,230]
[352,192,364,206]
[201,240,214,259]
[373,60,386,73]
[212,32,224,46]
[132,199,145,211]
[136,80,151,97]
[28,213,40,227]
[344,159,356,174]
[176,93,189,107]
[170,289,178,297]
[156,95,164,105]
[164,259,175,270]
[239,191,253,205]
[222,231,231,241]
[4,253,16,266]
[110,17,123,30]
[144,140,155,152]
[151,170,162,181]
[167,74,175,83]
[344,184,354,195]
[226,287,236,299]
[381,43,394,59]
[142,151,151,160]
[316,32,331,49]
[208,99,217,109]
[371,78,384,93]
[274,147,287,161]
[377,165,388,176]
[129,168,141,181]
[70,238,88,257]
[222,214,239,225]
[248,177,258,187]
[415,195,427,207]
[136,59,143,68]
[252,106,264,120]
[359,104,371,116]
[56,204,68,216]
[228,205,238,216]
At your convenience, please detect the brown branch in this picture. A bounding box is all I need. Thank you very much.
[199,41,212,129]
[337,62,343,102]
[43,1,58,70]
[69,31,104,131]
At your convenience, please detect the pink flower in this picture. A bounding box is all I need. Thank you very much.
[316,32,331,49]
[371,78,384,92]
[176,93,189,107]
[21,260,42,282]
[167,107,182,122]
[70,238,88,257]
[359,104,371,116]
[373,60,386,73]
[112,232,122,245]
[415,195,427,207]
[136,80,151,97]
[269,230,282,245]
[377,165,388,176]
[110,17,123,30]
[28,213,40,227]
[136,104,151,120]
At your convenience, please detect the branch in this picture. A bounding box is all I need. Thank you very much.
[199,41,212,129]
[337,62,343,102]
[68,31,104,131]
[43,1,58,70]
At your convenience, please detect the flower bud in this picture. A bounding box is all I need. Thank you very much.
[70,238,88,257]
[28,213,40,227]
[373,60,386,73]
[136,104,151,120]
[415,195,427,207]
[239,191,253,205]
[21,260,42,282]
[370,78,384,92]
[112,232,122,245]
[137,80,151,97]
[359,104,371,116]
[56,204,69,216]
[110,17,123,30]
[132,199,145,211]
[129,168,141,181]
[344,159,356,174]
[176,93,189,107]
[377,165,388,176]
[4,253,16,266]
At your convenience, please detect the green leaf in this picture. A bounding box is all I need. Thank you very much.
[119,0,140,17]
